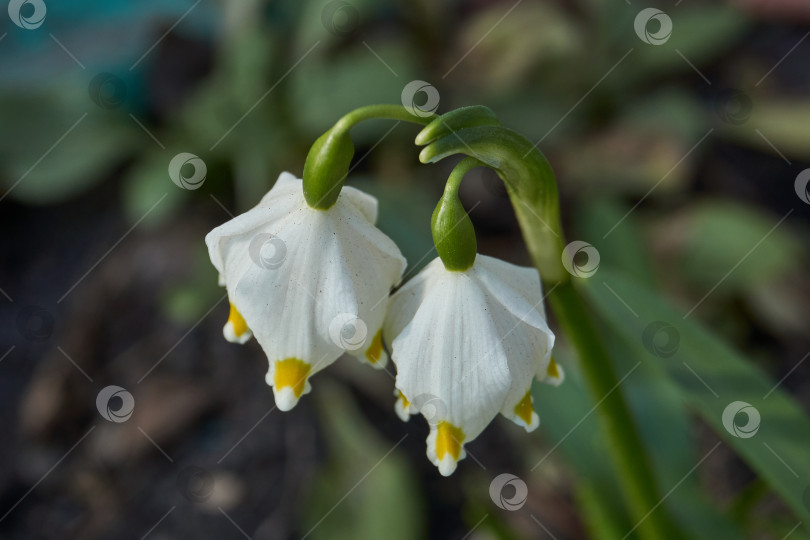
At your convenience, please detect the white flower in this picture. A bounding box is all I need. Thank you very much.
[384,255,560,476]
[206,172,406,411]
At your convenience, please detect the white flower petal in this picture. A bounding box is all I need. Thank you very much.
[258,171,301,203]
[340,184,378,224]
[473,255,552,333]
[385,255,557,474]
[223,322,252,344]
[386,261,512,473]
[381,262,433,343]
[207,173,406,411]
[205,186,302,277]
[473,255,555,433]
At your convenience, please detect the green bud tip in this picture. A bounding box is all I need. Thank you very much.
[302,127,355,210]
[431,158,483,271]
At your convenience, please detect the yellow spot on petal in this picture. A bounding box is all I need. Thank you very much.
[365,329,384,364]
[228,303,249,337]
[513,390,535,425]
[397,390,410,409]
[435,421,465,461]
[273,358,311,398]
[547,357,560,379]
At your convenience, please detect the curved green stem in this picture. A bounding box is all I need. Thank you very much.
[334,104,438,132]
[303,105,437,209]
[417,124,566,282]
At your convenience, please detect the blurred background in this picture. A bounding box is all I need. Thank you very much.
[1,0,809,538]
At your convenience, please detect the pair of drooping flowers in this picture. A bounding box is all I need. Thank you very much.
[205,106,563,476]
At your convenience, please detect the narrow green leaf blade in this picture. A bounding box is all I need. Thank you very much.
[583,269,810,528]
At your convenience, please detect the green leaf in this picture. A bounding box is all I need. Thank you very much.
[632,6,750,80]
[530,359,635,538]
[0,87,140,204]
[122,151,185,227]
[675,201,801,293]
[532,328,741,539]
[288,44,419,140]
[572,198,742,539]
[602,328,744,540]
[582,269,810,531]
[573,198,655,287]
[576,479,635,540]
[723,99,810,160]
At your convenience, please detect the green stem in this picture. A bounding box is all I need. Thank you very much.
[548,281,682,540]
[334,104,437,132]
[417,124,566,282]
[303,105,436,209]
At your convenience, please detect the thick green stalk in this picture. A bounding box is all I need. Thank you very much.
[549,281,682,540]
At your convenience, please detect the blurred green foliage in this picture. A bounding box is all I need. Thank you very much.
[304,382,425,540]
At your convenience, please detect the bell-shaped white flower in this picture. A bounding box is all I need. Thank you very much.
[384,255,560,476]
[206,172,406,411]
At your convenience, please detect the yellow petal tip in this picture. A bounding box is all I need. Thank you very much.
[431,421,465,476]
[512,390,539,432]
[271,358,311,409]
[364,329,386,367]
[394,390,411,422]
[547,357,559,378]
[544,357,564,386]
[436,422,464,460]
[224,303,251,344]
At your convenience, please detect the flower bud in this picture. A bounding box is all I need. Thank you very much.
[302,127,354,209]
[431,161,478,271]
